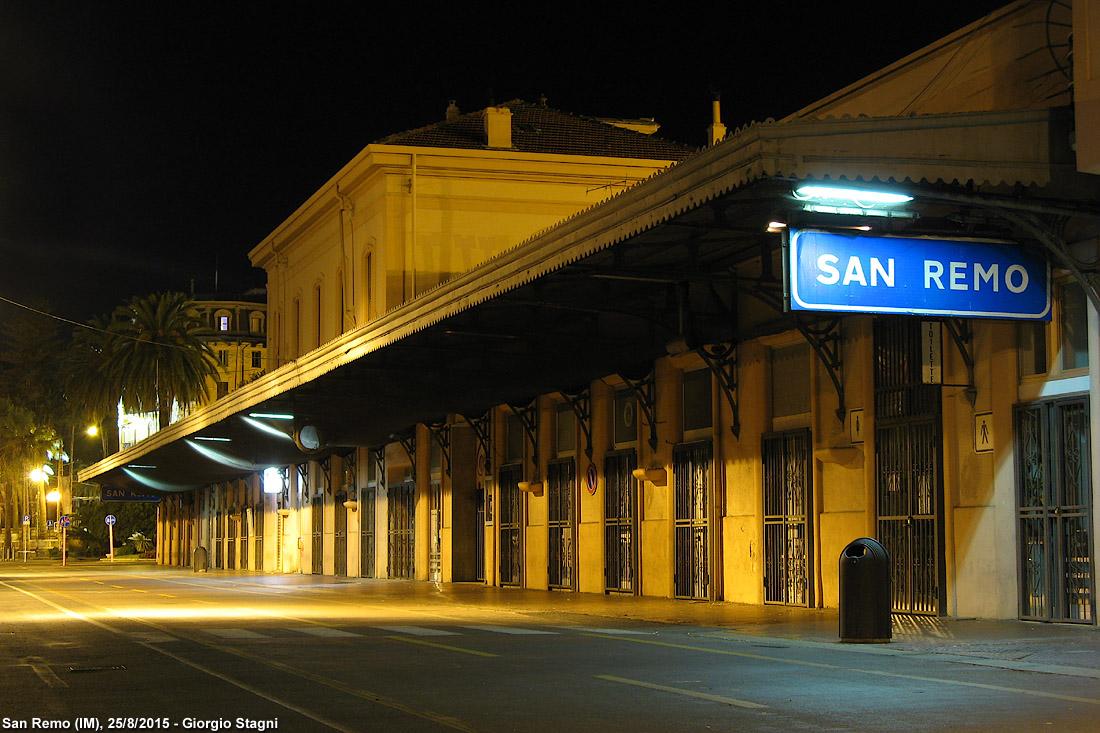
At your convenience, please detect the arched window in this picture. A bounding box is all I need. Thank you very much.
[292,297,301,358]
[336,268,346,335]
[314,282,323,349]
[249,311,265,336]
[363,249,374,321]
[214,309,233,332]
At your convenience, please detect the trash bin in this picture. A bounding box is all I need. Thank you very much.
[193,546,208,573]
[839,537,891,643]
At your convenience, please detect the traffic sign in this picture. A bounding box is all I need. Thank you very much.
[22,515,30,525]
[105,515,116,526]
[59,516,71,528]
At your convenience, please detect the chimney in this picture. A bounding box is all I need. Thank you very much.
[484,106,512,149]
[707,96,726,146]
[446,100,460,121]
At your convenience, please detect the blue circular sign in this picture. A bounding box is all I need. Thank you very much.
[105,515,116,526]
[59,515,71,528]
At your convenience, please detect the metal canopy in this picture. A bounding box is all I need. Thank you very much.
[80,109,1100,495]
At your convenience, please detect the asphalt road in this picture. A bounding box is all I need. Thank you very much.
[2,563,1098,732]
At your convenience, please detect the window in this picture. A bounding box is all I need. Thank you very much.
[218,315,230,331]
[554,402,575,456]
[337,270,346,335]
[1059,280,1089,371]
[217,350,228,367]
[364,250,374,321]
[292,298,301,357]
[249,311,264,335]
[314,283,323,349]
[430,436,442,476]
[1017,321,1047,377]
[216,381,229,399]
[250,350,262,369]
[214,309,232,332]
[682,368,712,433]
[613,390,637,446]
[771,343,810,418]
[1018,278,1091,380]
[504,413,524,463]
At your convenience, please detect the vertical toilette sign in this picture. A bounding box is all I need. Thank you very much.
[921,321,942,384]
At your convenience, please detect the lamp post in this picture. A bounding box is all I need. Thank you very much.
[45,488,63,566]
[29,468,46,561]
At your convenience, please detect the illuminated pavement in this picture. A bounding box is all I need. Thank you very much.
[2,561,1099,732]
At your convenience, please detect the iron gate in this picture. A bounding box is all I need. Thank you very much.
[604,450,638,594]
[548,459,575,590]
[388,483,415,579]
[227,512,237,569]
[874,317,944,615]
[239,509,248,570]
[499,465,523,586]
[674,442,711,600]
[762,430,811,605]
[334,491,347,577]
[311,496,323,574]
[475,486,486,582]
[254,503,264,572]
[1016,397,1094,623]
[360,488,376,578]
[214,512,223,569]
[429,482,442,582]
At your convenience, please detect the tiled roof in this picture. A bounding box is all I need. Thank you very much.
[375,100,695,161]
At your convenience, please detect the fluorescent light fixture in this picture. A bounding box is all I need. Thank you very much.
[799,204,917,219]
[767,221,787,232]
[193,436,231,442]
[186,440,258,471]
[794,185,913,205]
[241,416,295,441]
[248,412,294,420]
[125,464,157,469]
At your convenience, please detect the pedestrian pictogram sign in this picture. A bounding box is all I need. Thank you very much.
[974,412,994,453]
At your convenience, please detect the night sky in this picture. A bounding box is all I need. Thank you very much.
[0,2,1011,327]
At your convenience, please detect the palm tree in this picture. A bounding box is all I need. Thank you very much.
[0,398,57,558]
[110,292,219,430]
[65,314,123,456]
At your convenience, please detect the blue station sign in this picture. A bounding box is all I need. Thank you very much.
[788,229,1050,320]
[102,487,161,503]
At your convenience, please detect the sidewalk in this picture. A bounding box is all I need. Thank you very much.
[215,569,1100,680]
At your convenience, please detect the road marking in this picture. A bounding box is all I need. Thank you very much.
[291,627,360,638]
[385,635,499,658]
[135,638,356,732]
[461,624,557,635]
[3,578,475,732]
[582,634,1100,705]
[127,631,179,644]
[595,674,766,709]
[206,628,268,639]
[27,658,67,689]
[558,626,652,635]
[375,625,460,636]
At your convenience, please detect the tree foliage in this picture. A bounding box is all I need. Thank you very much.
[109,292,219,430]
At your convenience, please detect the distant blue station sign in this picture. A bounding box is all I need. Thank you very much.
[102,487,161,503]
[788,229,1051,320]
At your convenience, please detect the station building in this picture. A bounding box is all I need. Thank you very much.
[82,0,1100,624]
